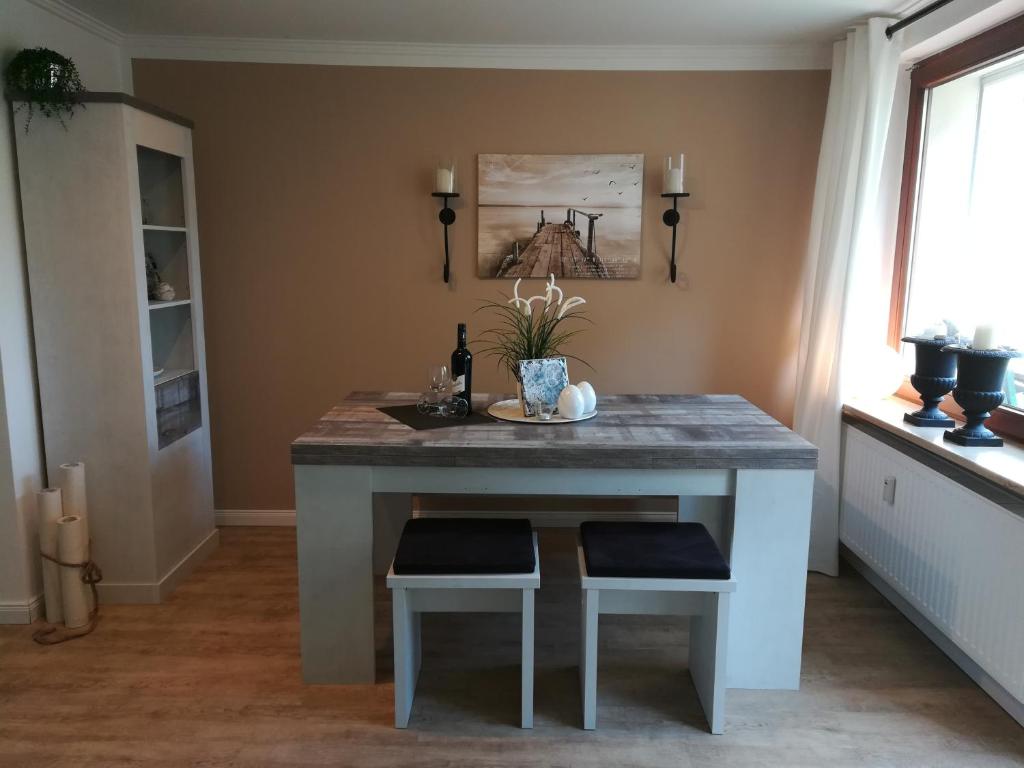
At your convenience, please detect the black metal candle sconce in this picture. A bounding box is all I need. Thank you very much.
[661,192,690,283]
[432,192,459,283]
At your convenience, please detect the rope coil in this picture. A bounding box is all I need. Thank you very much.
[32,550,102,645]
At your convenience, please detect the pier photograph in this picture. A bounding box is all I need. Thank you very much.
[477,153,644,279]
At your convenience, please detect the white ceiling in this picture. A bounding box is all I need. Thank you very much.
[62,0,910,45]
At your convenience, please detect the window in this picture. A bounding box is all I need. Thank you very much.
[891,15,1024,439]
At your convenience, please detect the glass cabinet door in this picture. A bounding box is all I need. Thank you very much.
[138,145,201,449]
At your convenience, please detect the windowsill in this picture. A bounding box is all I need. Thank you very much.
[842,397,1024,500]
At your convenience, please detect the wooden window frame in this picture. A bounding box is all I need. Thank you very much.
[890,14,1024,442]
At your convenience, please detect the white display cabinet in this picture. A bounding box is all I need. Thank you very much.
[13,93,217,603]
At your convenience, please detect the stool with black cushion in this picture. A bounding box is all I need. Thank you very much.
[577,521,736,734]
[386,517,540,729]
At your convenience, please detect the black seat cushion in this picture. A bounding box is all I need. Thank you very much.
[393,517,535,575]
[580,521,730,580]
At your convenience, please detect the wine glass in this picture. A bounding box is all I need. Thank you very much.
[444,396,469,419]
[416,364,453,417]
[429,364,451,395]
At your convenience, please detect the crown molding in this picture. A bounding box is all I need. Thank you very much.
[25,0,832,72]
[26,0,124,46]
[125,36,832,71]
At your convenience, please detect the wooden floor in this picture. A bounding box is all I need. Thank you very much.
[1,527,1022,767]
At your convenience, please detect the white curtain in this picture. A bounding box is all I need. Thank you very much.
[795,19,907,575]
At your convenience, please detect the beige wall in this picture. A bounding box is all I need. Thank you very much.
[133,61,829,511]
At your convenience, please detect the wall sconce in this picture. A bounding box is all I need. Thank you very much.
[432,159,458,283]
[661,154,690,284]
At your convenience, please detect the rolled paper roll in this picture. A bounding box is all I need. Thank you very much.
[36,488,64,624]
[58,462,87,522]
[57,515,90,629]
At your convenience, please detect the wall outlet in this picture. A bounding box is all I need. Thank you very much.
[882,476,897,505]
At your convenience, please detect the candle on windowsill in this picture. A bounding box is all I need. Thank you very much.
[435,162,455,195]
[973,323,998,350]
[663,154,685,194]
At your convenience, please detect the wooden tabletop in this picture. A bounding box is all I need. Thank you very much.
[291,392,817,470]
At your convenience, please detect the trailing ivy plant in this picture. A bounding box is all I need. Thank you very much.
[3,48,86,132]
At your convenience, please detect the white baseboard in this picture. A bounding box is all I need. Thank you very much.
[158,527,220,601]
[0,594,45,625]
[842,544,1024,728]
[97,528,220,604]
[216,509,296,527]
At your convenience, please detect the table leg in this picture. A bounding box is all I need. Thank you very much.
[726,469,814,689]
[580,588,599,730]
[521,588,535,729]
[392,587,417,727]
[294,464,375,684]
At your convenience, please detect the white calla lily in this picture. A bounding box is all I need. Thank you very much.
[509,297,531,316]
[525,295,548,314]
[557,296,586,319]
[546,274,563,307]
[508,278,531,315]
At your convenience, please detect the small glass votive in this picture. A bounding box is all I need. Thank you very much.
[662,153,685,194]
[534,399,555,421]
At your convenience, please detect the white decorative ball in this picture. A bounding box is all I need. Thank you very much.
[557,385,585,420]
[576,381,597,413]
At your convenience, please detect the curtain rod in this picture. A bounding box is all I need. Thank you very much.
[886,0,957,39]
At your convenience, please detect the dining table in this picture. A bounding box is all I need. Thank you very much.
[291,391,818,689]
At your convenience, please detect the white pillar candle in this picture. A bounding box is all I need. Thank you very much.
[662,154,685,194]
[435,166,454,194]
[973,323,997,350]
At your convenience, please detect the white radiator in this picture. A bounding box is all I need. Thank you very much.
[841,425,1024,708]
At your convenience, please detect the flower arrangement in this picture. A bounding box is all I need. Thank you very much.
[3,48,86,132]
[477,274,591,385]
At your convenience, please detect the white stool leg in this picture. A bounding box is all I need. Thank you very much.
[412,610,422,681]
[392,588,418,728]
[521,588,535,729]
[689,591,730,734]
[580,588,599,730]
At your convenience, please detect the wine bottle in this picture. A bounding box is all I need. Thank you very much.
[451,322,473,413]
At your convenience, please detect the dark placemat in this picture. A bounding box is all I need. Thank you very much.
[378,404,497,431]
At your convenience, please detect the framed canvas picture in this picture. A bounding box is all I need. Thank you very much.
[478,153,644,279]
[517,357,569,416]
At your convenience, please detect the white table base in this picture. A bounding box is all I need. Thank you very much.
[294,465,814,690]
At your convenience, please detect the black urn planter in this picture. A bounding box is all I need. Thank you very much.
[942,345,1021,447]
[901,335,957,427]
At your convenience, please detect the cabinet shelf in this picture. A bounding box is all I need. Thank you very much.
[142,224,187,232]
[149,298,191,310]
[154,367,197,386]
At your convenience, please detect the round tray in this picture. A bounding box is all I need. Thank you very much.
[487,398,597,424]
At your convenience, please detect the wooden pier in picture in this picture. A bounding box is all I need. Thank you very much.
[496,209,609,279]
